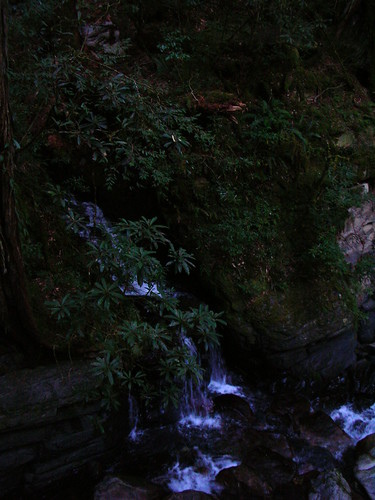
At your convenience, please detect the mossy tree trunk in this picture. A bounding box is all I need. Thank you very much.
[0,0,40,355]
[364,0,375,94]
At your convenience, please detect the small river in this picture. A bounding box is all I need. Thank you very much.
[73,200,375,498]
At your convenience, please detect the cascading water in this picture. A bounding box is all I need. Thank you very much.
[67,199,375,497]
[165,451,239,495]
[67,199,242,493]
[69,198,161,296]
[331,401,375,442]
[128,394,143,442]
[208,348,245,397]
[155,341,243,493]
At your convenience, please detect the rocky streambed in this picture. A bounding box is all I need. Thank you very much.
[93,350,375,500]
[0,340,374,498]
[2,199,375,498]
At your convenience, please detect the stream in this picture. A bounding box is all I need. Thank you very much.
[117,345,375,497]
[73,200,375,498]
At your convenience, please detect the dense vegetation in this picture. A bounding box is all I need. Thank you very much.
[3,0,375,404]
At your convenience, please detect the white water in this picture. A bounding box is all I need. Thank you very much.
[69,199,375,493]
[179,414,222,429]
[128,395,143,442]
[207,347,245,397]
[178,342,247,430]
[68,199,161,296]
[331,401,375,442]
[166,449,240,494]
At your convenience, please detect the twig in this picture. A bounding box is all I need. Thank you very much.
[313,83,345,103]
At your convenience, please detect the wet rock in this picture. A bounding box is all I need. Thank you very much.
[339,200,375,265]
[216,464,272,498]
[94,476,164,499]
[213,394,253,420]
[275,471,317,499]
[289,439,336,474]
[352,360,375,396]
[243,446,296,489]
[355,433,375,456]
[270,393,311,418]
[166,491,213,499]
[249,430,293,460]
[297,411,352,455]
[206,265,356,380]
[354,435,375,499]
[358,311,375,344]
[308,469,352,499]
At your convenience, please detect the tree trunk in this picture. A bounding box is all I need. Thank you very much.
[0,0,40,356]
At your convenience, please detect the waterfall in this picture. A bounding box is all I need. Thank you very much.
[67,198,161,296]
[128,394,143,442]
[331,401,375,443]
[177,333,219,429]
[208,348,244,397]
[166,450,239,495]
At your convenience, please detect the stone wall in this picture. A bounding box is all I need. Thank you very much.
[0,361,120,497]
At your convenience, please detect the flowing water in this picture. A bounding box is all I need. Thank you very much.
[69,199,161,296]
[330,401,375,442]
[148,345,245,494]
[70,200,375,496]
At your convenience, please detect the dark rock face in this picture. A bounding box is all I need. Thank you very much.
[220,283,357,381]
[166,491,213,499]
[269,393,311,418]
[94,476,165,500]
[358,311,375,344]
[352,359,375,396]
[0,362,120,496]
[354,433,375,500]
[213,394,253,420]
[296,411,352,456]
[216,464,272,498]
[308,469,352,499]
[283,327,355,379]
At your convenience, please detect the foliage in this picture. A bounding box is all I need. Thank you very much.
[44,195,222,409]
[7,0,375,398]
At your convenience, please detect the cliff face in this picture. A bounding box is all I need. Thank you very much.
[8,0,375,382]
[0,361,120,496]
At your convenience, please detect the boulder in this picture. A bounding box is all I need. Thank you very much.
[355,433,375,456]
[226,284,357,380]
[94,476,164,500]
[352,360,375,396]
[216,464,272,498]
[201,266,357,380]
[339,200,375,266]
[354,435,375,499]
[308,469,352,499]
[288,439,337,475]
[358,311,375,344]
[243,446,296,489]
[213,394,253,420]
[297,411,352,456]
[269,393,311,418]
[0,361,99,431]
[264,321,356,380]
